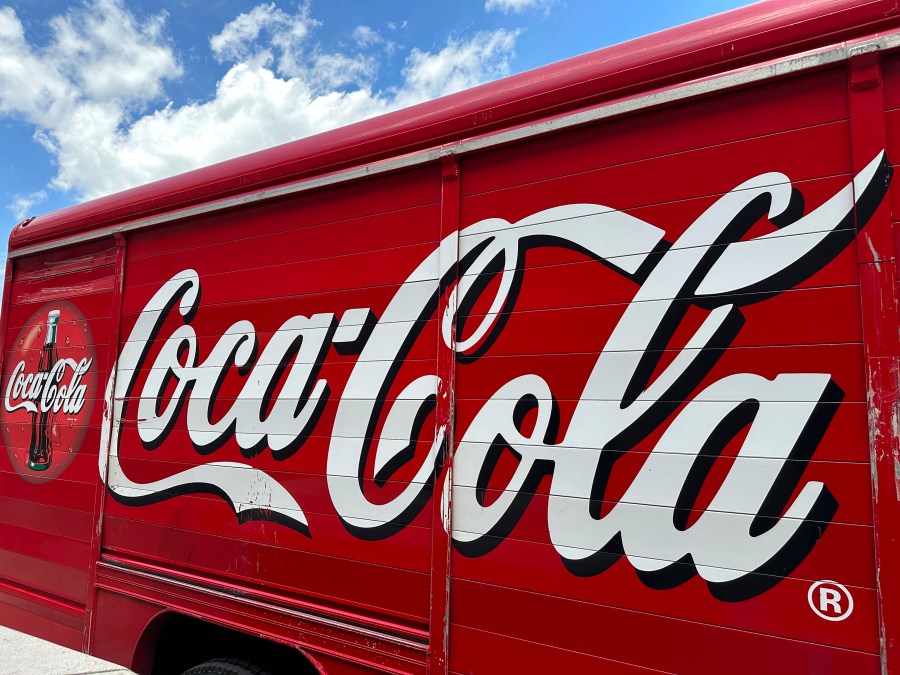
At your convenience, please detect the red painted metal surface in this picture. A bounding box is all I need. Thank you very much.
[426,155,460,673]
[2,3,900,675]
[84,233,127,654]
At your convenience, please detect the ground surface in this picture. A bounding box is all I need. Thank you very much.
[0,626,133,674]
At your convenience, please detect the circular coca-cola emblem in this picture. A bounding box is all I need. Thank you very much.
[2,301,97,482]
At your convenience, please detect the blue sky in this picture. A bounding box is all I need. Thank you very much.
[0,0,749,256]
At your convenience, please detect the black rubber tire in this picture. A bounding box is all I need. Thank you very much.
[182,657,273,675]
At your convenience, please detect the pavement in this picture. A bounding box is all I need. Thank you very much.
[0,626,134,675]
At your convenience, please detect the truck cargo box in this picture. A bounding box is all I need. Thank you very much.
[2,1,900,673]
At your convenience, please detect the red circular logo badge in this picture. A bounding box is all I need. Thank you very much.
[2,301,97,482]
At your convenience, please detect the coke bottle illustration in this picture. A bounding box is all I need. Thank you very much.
[27,310,60,471]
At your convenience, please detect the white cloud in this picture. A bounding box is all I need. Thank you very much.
[7,190,48,221]
[397,30,519,105]
[485,0,554,14]
[210,3,319,79]
[0,0,179,124]
[351,24,397,58]
[49,0,180,103]
[352,25,383,48]
[0,0,181,196]
[310,52,377,89]
[0,2,519,203]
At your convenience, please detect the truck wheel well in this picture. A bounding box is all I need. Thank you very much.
[142,613,320,675]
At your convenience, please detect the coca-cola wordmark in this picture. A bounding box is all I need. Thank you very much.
[96,151,890,600]
[2,301,97,482]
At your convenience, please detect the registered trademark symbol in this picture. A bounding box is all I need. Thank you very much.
[808,580,854,621]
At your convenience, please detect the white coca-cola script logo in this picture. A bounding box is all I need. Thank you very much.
[101,151,891,599]
[5,357,92,415]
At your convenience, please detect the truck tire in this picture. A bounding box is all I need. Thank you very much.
[182,658,272,675]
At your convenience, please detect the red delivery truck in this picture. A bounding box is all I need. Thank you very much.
[3,1,900,673]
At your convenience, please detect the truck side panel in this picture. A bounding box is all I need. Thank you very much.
[448,65,882,672]
[94,166,442,667]
[0,239,117,650]
[2,25,900,675]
